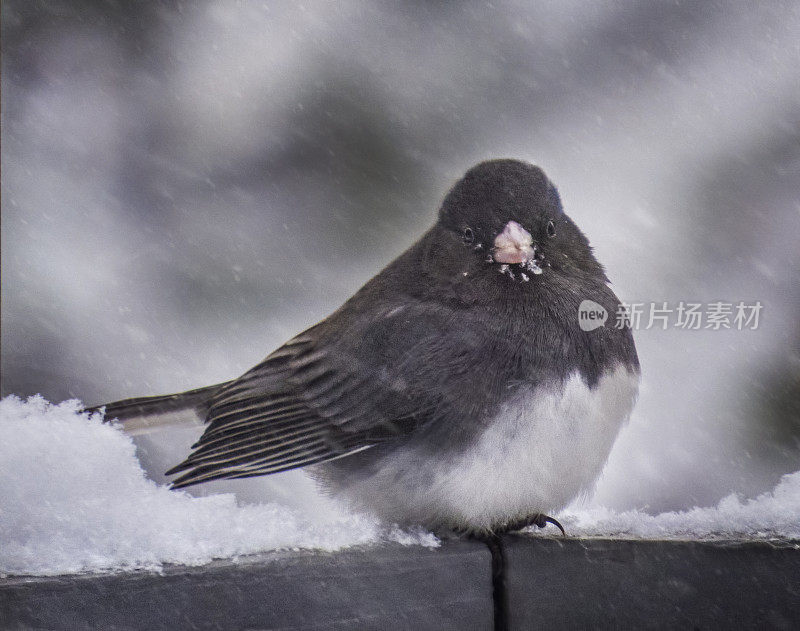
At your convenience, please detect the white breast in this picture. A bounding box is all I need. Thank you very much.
[328,365,639,532]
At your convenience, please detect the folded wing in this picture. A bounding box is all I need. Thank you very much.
[166,318,435,488]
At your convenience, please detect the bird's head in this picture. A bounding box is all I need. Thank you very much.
[431,159,606,289]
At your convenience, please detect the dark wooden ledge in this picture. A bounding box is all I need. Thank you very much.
[1,538,798,630]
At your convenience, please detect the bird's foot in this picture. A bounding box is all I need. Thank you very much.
[446,513,566,540]
[498,513,566,537]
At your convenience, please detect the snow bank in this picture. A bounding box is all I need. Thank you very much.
[0,396,437,576]
[557,472,800,541]
[1,396,797,577]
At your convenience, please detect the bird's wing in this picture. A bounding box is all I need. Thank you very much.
[166,304,447,488]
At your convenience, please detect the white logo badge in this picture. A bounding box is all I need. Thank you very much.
[578,300,607,331]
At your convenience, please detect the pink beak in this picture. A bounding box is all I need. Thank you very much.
[492,221,534,264]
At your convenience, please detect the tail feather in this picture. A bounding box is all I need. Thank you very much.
[87,382,231,436]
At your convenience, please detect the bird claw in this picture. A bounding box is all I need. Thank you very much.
[531,514,566,537]
[498,513,566,537]
[451,513,567,539]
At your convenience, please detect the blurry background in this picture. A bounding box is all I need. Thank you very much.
[2,0,798,514]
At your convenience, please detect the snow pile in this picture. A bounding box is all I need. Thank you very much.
[2,396,798,577]
[0,396,437,576]
[558,472,800,541]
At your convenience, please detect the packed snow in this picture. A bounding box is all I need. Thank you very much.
[1,395,797,577]
[558,472,800,541]
[0,396,437,577]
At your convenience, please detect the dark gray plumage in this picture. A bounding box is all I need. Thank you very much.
[94,159,639,534]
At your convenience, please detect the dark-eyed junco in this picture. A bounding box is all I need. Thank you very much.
[94,159,639,535]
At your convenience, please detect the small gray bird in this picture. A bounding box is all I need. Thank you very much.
[94,159,639,536]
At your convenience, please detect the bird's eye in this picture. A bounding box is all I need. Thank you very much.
[546,220,556,238]
[463,227,474,244]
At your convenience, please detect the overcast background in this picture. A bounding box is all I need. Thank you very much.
[3,0,799,514]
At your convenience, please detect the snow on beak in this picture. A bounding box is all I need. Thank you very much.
[492,221,535,265]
